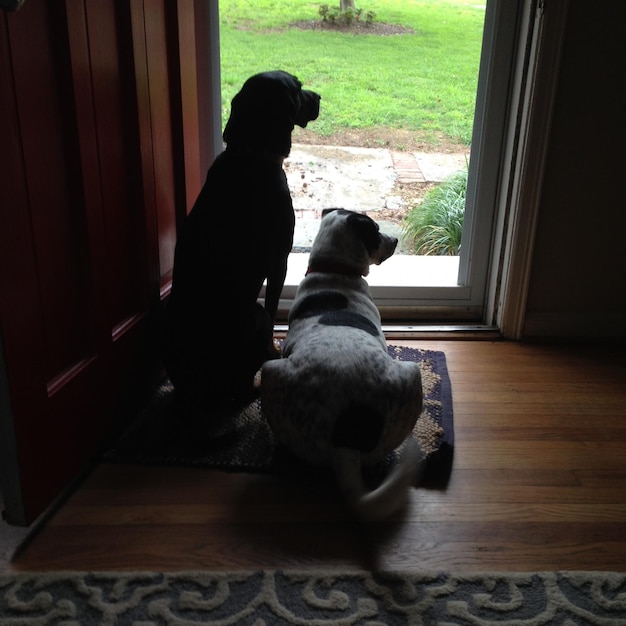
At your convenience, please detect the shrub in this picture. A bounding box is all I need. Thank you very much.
[343,7,355,24]
[318,4,376,26]
[402,167,467,256]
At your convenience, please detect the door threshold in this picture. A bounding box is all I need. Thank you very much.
[274,324,502,341]
[383,324,502,341]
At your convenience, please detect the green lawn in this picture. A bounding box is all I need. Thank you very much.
[219,0,486,145]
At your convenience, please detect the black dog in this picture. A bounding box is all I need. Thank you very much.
[162,71,321,417]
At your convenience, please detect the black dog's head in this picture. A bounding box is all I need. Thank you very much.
[223,70,321,158]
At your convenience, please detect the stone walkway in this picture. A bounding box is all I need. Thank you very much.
[389,150,469,185]
[284,144,469,249]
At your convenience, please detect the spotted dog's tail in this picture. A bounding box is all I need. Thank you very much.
[333,436,424,521]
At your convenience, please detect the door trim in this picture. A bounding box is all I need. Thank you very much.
[490,0,570,338]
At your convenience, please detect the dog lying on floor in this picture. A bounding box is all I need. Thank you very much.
[162,71,321,417]
[261,209,424,520]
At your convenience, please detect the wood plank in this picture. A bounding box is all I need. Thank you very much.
[453,441,626,470]
[455,401,626,414]
[454,426,626,442]
[43,500,626,526]
[13,522,626,572]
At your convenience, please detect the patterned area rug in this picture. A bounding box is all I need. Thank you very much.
[2,570,626,624]
[103,346,453,486]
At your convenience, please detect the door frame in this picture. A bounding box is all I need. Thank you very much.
[486,0,570,337]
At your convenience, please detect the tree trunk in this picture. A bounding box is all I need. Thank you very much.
[340,0,355,11]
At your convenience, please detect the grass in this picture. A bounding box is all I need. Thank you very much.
[402,167,468,255]
[219,0,486,145]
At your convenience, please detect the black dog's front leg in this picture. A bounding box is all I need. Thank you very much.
[264,257,288,323]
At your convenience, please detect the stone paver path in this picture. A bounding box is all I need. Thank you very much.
[285,144,469,249]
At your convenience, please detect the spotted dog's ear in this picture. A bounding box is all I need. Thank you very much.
[346,212,381,256]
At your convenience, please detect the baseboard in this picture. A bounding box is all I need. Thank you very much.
[522,311,626,341]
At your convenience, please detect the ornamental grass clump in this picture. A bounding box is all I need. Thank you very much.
[402,167,467,256]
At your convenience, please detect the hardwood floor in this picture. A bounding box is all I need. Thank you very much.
[3,339,626,573]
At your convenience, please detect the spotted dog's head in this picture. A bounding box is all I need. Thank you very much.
[223,70,321,158]
[307,208,398,277]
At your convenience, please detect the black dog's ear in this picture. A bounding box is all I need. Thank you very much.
[294,89,321,128]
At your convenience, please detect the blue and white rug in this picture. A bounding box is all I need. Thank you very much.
[2,569,625,624]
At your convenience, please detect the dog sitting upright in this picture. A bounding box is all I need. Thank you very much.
[261,209,424,520]
[162,71,320,417]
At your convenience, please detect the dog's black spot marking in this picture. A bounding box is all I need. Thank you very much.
[333,406,385,453]
[318,310,379,337]
[290,290,348,320]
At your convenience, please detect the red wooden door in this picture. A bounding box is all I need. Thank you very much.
[0,0,206,526]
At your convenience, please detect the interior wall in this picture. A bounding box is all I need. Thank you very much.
[523,2,626,339]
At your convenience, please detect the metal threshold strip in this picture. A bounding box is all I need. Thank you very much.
[274,323,502,340]
[382,323,502,340]
[382,324,499,333]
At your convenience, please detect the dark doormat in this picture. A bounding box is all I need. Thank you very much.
[102,346,453,487]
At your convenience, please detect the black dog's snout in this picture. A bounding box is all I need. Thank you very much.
[296,89,321,128]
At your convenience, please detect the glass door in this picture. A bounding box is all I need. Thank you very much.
[217,1,532,326]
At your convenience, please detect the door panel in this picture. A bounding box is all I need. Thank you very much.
[8,3,97,380]
[142,0,179,287]
[81,1,151,326]
[0,0,207,526]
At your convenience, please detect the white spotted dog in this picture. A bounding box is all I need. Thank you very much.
[261,208,424,520]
